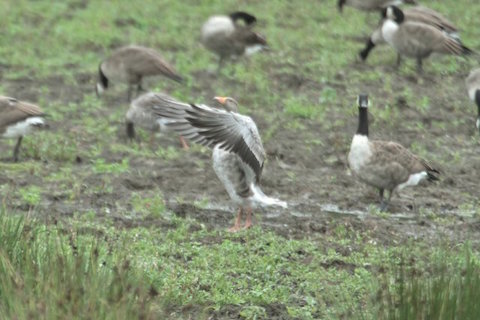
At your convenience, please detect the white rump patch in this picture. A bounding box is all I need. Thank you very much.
[476,118,480,130]
[96,83,105,95]
[245,44,265,56]
[3,117,45,138]
[397,171,428,190]
[468,88,478,101]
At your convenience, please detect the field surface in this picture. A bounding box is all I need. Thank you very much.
[1,0,480,319]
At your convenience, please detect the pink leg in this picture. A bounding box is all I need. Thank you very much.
[179,136,189,150]
[243,207,253,229]
[228,208,243,233]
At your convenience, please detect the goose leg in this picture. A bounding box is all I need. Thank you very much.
[217,57,225,74]
[378,189,387,211]
[396,54,402,69]
[127,85,133,102]
[126,122,135,140]
[228,208,243,233]
[136,79,144,97]
[416,58,423,74]
[244,207,253,229]
[179,136,189,150]
[379,190,393,212]
[13,136,23,162]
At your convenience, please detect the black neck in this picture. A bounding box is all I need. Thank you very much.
[475,90,480,116]
[99,64,108,88]
[360,38,375,61]
[338,0,346,11]
[357,107,368,136]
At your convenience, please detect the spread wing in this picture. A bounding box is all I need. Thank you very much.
[0,96,44,128]
[153,99,266,179]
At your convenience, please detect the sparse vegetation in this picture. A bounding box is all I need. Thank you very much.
[0,0,479,319]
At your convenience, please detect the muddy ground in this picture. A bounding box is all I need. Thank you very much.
[1,40,480,252]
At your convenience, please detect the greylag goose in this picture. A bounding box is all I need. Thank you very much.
[96,45,183,101]
[0,96,47,162]
[348,94,439,211]
[201,12,267,71]
[379,6,472,72]
[338,0,416,13]
[126,92,189,149]
[153,95,287,232]
[360,5,460,61]
[465,68,480,133]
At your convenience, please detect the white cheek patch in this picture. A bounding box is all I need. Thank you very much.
[3,117,45,138]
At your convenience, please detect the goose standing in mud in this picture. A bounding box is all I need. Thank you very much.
[348,94,439,211]
[0,96,47,162]
[466,68,480,133]
[96,45,183,102]
[360,5,460,61]
[125,92,189,149]
[379,6,472,72]
[153,95,287,232]
[201,11,268,71]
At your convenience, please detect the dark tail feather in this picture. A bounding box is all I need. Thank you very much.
[461,44,474,56]
[126,122,135,139]
[169,73,184,84]
[427,169,440,182]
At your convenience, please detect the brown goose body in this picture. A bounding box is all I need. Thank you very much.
[152,95,286,232]
[0,96,47,161]
[125,92,188,148]
[348,94,439,210]
[360,6,459,60]
[96,45,183,101]
[380,6,472,72]
[201,12,267,70]
[465,68,480,132]
[338,0,416,12]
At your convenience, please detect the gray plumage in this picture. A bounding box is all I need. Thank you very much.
[152,95,286,231]
[201,12,267,71]
[96,45,183,101]
[380,6,472,72]
[0,96,47,162]
[465,68,480,133]
[125,92,189,148]
[338,0,416,12]
[348,94,439,210]
[360,5,460,61]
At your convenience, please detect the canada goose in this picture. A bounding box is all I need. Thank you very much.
[380,6,472,72]
[201,11,267,71]
[338,0,416,13]
[0,96,47,162]
[348,94,439,211]
[360,6,460,61]
[96,45,183,102]
[125,92,189,149]
[465,68,480,133]
[152,95,287,232]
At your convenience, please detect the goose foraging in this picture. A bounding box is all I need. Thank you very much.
[96,45,183,102]
[201,12,267,71]
[153,95,287,232]
[0,96,47,162]
[360,6,460,61]
[380,6,473,73]
[348,94,439,211]
[465,68,480,133]
[125,92,189,149]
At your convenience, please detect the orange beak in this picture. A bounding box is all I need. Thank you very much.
[214,96,227,105]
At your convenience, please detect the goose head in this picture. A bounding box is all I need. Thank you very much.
[357,94,369,109]
[214,96,239,113]
[383,6,405,24]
